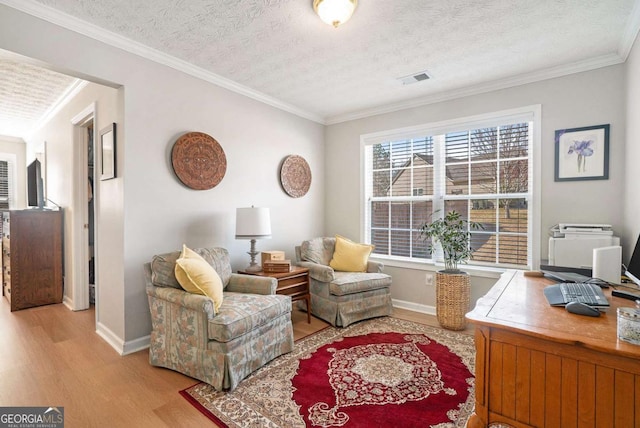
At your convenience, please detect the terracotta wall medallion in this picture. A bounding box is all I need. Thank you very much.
[280,155,311,198]
[171,132,226,190]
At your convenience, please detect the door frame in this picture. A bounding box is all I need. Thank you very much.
[70,102,97,314]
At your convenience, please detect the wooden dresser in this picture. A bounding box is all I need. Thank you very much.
[466,270,640,427]
[2,209,63,311]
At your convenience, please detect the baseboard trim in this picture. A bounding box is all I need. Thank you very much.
[62,296,74,310]
[123,335,151,356]
[96,321,150,356]
[392,298,436,316]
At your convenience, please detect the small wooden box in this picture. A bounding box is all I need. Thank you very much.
[261,251,285,265]
[263,260,292,273]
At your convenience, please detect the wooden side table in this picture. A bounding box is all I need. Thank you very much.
[239,266,311,323]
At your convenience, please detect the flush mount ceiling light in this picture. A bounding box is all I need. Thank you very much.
[313,0,358,28]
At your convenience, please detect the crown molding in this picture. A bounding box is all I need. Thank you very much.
[0,134,25,143]
[325,53,625,125]
[618,0,640,59]
[0,0,325,125]
[26,79,89,139]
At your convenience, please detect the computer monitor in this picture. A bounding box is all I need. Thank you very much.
[624,234,640,287]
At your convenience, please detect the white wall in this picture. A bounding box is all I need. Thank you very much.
[624,33,640,261]
[0,136,26,208]
[0,5,324,348]
[325,65,626,308]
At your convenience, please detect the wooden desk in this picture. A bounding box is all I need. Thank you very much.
[466,271,640,428]
[239,266,311,323]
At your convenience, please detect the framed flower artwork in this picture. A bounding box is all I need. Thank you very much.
[554,124,609,182]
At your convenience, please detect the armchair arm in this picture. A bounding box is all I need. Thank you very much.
[146,285,216,318]
[226,273,277,295]
[296,261,335,282]
[367,260,384,273]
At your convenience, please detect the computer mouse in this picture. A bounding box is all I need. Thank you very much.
[565,301,601,317]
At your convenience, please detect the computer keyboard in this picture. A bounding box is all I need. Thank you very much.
[560,283,604,305]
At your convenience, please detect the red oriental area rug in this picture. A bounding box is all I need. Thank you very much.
[180,317,475,428]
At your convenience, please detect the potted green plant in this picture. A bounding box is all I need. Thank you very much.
[419,210,482,330]
[419,210,482,272]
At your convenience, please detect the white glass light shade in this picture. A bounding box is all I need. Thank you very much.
[235,207,271,240]
[313,0,358,28]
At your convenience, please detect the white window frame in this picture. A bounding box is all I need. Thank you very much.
[0,153,17,210]
[360,105,542,271]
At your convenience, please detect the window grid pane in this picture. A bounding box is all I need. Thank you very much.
[500,159,528,193]
[371,229,389,256]
[446,131,469,161]
[446,164,468,195]
[372,170,390,197]
[500,123,529,159]
[471,162,497,194]
[471,128,497,160]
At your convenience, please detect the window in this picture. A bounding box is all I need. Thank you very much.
[0,154,16,210]
[362,106,539,269]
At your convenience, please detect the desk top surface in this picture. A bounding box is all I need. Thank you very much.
[466,270,640,359]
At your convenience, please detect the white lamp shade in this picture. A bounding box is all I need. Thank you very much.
[314,0,357,27]
[235,207,271,239]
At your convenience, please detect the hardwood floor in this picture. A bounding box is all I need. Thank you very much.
[0,298,468,427]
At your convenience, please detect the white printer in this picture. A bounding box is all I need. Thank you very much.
[548,224,620,269]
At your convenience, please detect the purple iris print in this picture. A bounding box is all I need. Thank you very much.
[567,139,594,172]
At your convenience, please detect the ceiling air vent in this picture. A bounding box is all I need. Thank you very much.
[397,70,431,85]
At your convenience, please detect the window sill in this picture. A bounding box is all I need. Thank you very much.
[370,256,505,279]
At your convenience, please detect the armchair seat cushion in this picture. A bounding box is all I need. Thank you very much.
[208,292,292,342]
[330,272,392,296]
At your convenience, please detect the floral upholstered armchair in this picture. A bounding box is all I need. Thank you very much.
[144,247,294,391]
[295,236,392,327]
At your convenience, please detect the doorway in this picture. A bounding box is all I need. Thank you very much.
[87,123,96,305]
[71,103,97,315]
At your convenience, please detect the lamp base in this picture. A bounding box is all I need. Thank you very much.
[244,238,262,273]
[244,263,262,273]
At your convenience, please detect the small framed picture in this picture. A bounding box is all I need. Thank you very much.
[100,123,116,181]
[554,124,609,182]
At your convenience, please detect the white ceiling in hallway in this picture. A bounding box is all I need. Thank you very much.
[0,49,80,139]
[0,0,639,136]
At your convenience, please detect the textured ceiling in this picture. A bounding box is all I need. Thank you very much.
[0,49,79,138]
[1,0,639,136]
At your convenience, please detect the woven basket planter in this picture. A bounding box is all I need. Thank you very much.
[435,271,470,331]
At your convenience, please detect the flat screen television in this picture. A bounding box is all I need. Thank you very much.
[625,234,640,287]
[27,159,44,208]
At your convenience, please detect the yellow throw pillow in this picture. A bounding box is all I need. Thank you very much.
[329,235,374,272]
[175,245,224,311]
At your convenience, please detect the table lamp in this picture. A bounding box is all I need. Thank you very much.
[235,206,271,272]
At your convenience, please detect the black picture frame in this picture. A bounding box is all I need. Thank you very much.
[554,124,609,182]
[100,123,116,181]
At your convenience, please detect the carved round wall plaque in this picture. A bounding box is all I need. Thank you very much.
[171,132,227,190]
[280,155,311,198]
